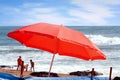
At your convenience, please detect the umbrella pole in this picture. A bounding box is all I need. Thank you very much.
[48,54,56,77]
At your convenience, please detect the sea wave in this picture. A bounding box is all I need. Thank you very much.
[86,34,120,45]
[0,46,119,77]
[0,46,39,51]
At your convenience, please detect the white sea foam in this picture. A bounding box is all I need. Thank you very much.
[86,34,120,45]
[0,46,34,50]
[0,42,119,78]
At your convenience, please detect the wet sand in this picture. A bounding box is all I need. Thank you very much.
[0,68,71,77]
[0,68,31,77]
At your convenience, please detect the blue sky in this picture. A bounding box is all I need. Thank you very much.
[0,0,120,26]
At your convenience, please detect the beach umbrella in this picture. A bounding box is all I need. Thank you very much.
[7,22,106,76]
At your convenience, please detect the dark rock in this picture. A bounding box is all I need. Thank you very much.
[69,70,103,76]
[0,65,17,69]
[0,65,10,68]
[69,70,90,76]
[113,76,120,80]
[30,71,59,77]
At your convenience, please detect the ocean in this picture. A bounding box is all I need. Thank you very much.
[0,26,120,78]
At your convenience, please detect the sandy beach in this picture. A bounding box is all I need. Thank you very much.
[0,67,106,77]
[1,68,119,80]
[0,68,71,77]
[0,68,31,77]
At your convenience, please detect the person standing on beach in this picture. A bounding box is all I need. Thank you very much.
[20,61,24,77]
[30,59,35,72]
[17,56,22,70]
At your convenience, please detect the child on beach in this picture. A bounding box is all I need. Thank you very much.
[24,64,29,71]
[30,59,35,72]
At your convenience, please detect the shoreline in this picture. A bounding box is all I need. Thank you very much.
[0,68,72,77]
[0,68,31,77]
[0,67,119,80]
[0,63,117,79]
[0,68,107,77]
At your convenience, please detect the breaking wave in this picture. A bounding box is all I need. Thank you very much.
[86,34,120,45]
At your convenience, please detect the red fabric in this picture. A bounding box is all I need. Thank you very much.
[8,22,106,60]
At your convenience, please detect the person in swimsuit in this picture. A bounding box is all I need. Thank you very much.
[17,56,22,70]
[30,59,35,71]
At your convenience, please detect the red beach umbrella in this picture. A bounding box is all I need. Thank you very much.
[7,22,106,76]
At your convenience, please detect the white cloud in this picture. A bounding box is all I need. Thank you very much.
[69,0,118,24]
[101,0,120,5]
[21,13,75,25]
[5,2,76,26]
[69,10,106,24]
[1,1,120,26]
[22,3,42,8]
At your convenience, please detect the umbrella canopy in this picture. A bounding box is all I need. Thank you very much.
[7,22,106,76]
[7,22,106,60]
